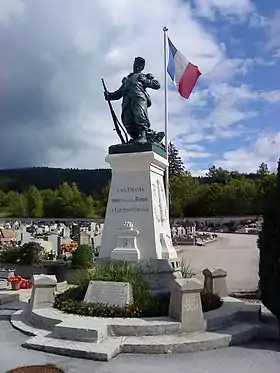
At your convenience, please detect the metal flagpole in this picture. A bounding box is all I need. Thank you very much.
[163,26,169,212]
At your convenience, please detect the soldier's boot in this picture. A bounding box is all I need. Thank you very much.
[135,130,147,144]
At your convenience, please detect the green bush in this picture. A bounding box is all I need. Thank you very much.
[71,245,94,269]
[258,159,280,321]
[0,245,21,263]
[0,242,45,265]
[18,242,46,265]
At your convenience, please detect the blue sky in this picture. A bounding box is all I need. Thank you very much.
[165,0,280,175]
[0,0,279,173]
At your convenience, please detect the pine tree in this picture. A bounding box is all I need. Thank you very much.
[257,162,269,178]
[258,159,280,331]
[168,142,185,177]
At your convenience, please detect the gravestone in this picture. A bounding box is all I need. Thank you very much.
[79,231,90,245]
[84,280,133,308]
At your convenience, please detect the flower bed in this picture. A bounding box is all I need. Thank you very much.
[54,285,222,318]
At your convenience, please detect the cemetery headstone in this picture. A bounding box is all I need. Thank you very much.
[84,281,133,308]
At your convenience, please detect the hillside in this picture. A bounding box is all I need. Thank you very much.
[0,167,111,195]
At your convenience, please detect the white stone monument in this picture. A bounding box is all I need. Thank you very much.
[100,145,177,261]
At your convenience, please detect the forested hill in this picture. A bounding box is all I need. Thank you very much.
[0,167,111,195]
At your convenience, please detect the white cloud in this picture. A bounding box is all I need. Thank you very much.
[267,10,280,50]
[214,132,280,173]
[191,169,208,177]
[193,0,254,21]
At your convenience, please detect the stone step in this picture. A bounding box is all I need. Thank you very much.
[21,322,260,361]
[0,293,19,306]
[22,335,122,362]
[0,309,16,320]
[11,310,50,336]
[52,320,108,342]
[122,322,260,354]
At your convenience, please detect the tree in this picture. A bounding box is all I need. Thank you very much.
[206,165,231,184]
[258,159,280,332]
[169,174,199,217]
[168,142,184,177]
[41,189,57,217]
[25,186,43,217]
[96,183,110,217]
[5,191,27,217]
[257,162,269,178]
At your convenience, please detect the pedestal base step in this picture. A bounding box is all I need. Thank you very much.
[21,322,259,362]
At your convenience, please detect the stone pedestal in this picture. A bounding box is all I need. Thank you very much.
[100,144,177,261]
[203,268,228,297]
[111,222,140,260]
[169,278,206,333]
[27,274,57,316]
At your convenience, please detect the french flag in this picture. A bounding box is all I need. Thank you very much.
[167,38,201,99]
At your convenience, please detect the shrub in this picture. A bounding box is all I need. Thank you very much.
[258,159,280,323]
[0,245,21,263]
[0,242,45,265]
[71,245,94,269]
[18,242,46,265]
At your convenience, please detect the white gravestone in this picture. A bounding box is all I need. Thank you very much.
[84,281,133,308]
[100,150,177,260]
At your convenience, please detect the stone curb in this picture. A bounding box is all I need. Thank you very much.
[10,297,261,340]
[26,297,260,335]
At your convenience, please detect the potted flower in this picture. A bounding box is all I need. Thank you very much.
[7,275,23,290]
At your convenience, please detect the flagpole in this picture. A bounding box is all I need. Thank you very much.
[163,26,169,212]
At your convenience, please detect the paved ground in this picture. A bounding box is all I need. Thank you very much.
[178,233,259,292]
[0,316,279,373]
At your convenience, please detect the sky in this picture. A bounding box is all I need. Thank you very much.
[0,0,279,175]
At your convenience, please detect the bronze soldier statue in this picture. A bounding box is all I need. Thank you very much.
[104,57,165,145]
